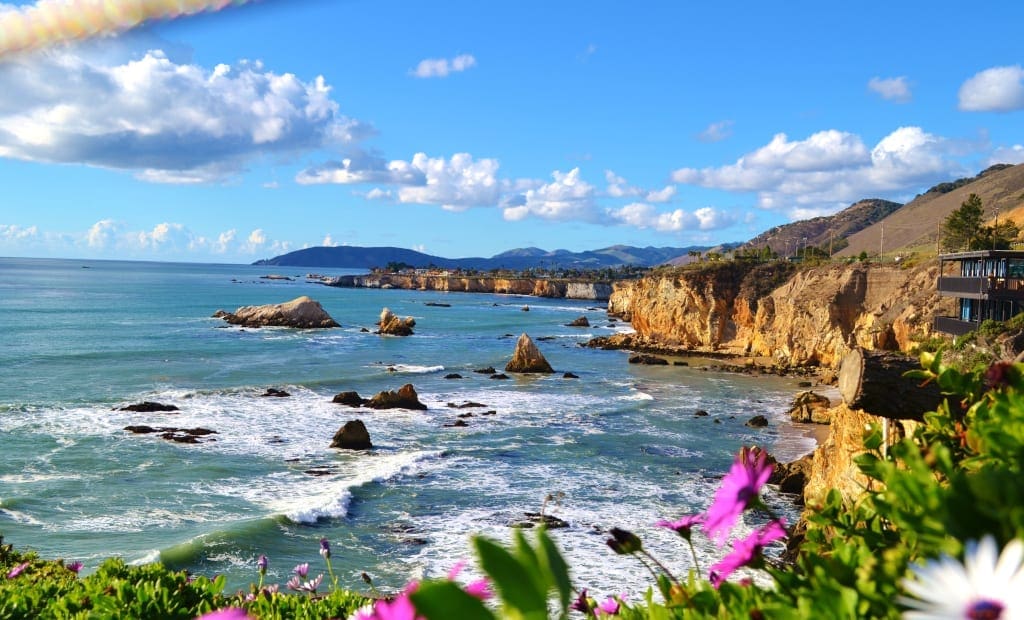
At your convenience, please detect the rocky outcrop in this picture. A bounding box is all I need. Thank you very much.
[378,308,415,336]
[218,296,339,329]
[505,333,554,373]
[610,262,951,368]
[566,316,590,327]
[117,402,179,412]
[366,384,428,410]
[330,420,372,450]
[332,391,368,407]
[326,275,612,300]
[789,391,832,424]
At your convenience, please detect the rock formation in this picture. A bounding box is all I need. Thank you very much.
[332,391,367,407]
[117,402,179,412]
[217,296,339,328]
[788,391,832,424]
[378,307,416,336]
[628,354,668,365]
[366,384,428,410]
[566,316,590,327]
[505,333,554,373]
[330,420,372,450]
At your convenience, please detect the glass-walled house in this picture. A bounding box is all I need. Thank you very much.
[935,250,1024,336]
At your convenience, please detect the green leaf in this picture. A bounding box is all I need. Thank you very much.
[537,528,572,615]
[473,536,548,619]
[411,581,496,620]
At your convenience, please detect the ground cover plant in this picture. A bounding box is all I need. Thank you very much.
[3,350,1024,618]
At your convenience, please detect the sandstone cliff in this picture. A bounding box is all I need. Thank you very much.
[327,275,612,300]
[611,262,952,368]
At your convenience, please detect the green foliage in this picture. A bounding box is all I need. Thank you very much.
[942,193,986,251]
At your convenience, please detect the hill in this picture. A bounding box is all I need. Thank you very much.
[836,163,1024,257]
[736,199,903,258]
[253,244,705,270]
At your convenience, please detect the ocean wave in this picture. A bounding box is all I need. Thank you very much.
[373,364,446,375]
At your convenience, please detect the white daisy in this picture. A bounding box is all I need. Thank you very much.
[900,536,1024,619]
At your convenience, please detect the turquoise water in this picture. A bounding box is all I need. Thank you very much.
[0,257,813,596]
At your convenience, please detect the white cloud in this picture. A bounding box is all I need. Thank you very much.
[214,229,236,254]
[0,224,39,240]
[608,202,735,232]
[987,145,1024,166]
[87,219,119,249]
[959,65,1024,112]
[300,152,501,210]
[645,185,677,203]
[697,120,734,143]
[322,234,338,247]
[502,168,598,222]
[0,49,368,183]
[411,54,477,78]
[867,76,911,103]
[672,126,964,216]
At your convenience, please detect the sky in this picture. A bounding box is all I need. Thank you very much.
[0,0,1023,263]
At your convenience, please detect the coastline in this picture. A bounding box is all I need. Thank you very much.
[321,272,615,301]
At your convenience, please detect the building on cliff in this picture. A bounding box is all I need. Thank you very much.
[935,250,1024,335]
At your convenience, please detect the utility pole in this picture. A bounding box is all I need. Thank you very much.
[829,229,834,258]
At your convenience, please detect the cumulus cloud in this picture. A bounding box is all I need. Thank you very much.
[0,224,39,240]
[300,152,501,211]
[697,120,734,143]
[410,54,477,78]
[672,126,965,216]
[86,219,119,249]
[987,145,1024,166]
[502,168,598,222]
[608,202,735,232]
[645,185,677,203]
[0,49,368,183]
[603,170,676,203]
[214,229,236,254]
[959,65,1024,112]
[867,76,911,103]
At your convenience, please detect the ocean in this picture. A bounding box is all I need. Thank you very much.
[0,257,815,597]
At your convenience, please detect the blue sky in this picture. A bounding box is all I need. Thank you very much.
[0,0,1022,263]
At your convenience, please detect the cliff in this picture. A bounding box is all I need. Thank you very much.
[326,274,612,301]
[610,261,952,368]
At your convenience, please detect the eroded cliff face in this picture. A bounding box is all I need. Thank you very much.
[612,262,952,367]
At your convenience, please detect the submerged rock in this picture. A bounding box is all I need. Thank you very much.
[330,420,372,450]
[117,402,179,413]
[366,384,428,410]
[562,372,580,379]
[473,366,497,374]
[444,373,463,379]
[378,307,416,336]
[505,333,554,374]
[628,354,668,365]
[746,415,769,428]
[260,388,290,398]
[566,316,590,327]
[219,296,339,328]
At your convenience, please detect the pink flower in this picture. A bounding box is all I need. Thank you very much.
[293,562,309,578]
[66,561,83,574]
[194,609,252,620]
[6,562,29,579]
[356,582,422,620]
[656,514,704,540]
[446,560,492,600]
[709,520,787,588]
[598,594,626,616]
[704,447,773,546]
[570,589,593,614]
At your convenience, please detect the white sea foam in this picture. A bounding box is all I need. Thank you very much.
[0,507,43,525]
[374,364,445,375]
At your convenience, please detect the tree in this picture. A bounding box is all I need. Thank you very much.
[942,194,984,251]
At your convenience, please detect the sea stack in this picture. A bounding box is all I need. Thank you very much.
[505,333,554,373]
[216,296,339,328]
[330,420,372,450]
[378,307,416,336]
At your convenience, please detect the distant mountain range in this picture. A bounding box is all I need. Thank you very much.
[253,244,706,270]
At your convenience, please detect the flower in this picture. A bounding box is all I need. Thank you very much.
[293,562,309,578]
[257,555,267,575]
[6,562,29,579]
[656,514,704,541]
[66,561,83,574]
[598,595,625,616]
[571,589,593,615]
[356,582,422,620]
[287,573,324,593]
[704,446,773,546]
[605,528,643,555]
[446,560,492,600]
[900,536,1024,619]
[708,520,787,588]
[195,609,252,620]
[319,538,331,560]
